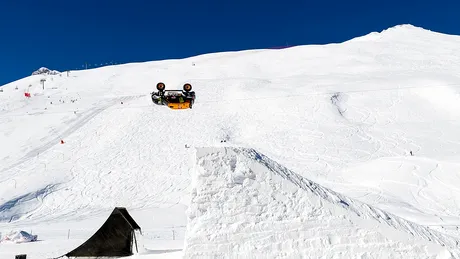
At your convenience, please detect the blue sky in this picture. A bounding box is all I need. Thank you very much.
[0,0,459,86]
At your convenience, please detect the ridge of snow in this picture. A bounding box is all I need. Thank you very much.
[0,24,456,89]
[345,23,460,43]
[383,24,426,31]
[184,147,459,258]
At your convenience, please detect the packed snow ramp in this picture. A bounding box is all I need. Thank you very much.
[184,147,460,258]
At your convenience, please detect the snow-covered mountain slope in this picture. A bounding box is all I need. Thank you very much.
[185,147,458,258]
[1,24,460,257]
[332,157,460,228]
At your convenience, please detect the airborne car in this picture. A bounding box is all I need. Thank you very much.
[151,82,196,109]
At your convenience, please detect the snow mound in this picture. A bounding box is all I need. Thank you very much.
[184,147,460,258]
[1,230,37,243]
[31,67,60,76]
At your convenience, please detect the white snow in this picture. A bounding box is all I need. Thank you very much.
[1,230,37,244]
[185,147,459,258]
[31,67,60,76]
[0,24,460,258]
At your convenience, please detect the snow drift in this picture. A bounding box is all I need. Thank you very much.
[184,147,459,258]
[1,230,37,244]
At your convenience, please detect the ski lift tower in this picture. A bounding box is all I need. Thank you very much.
[40,78,46,90]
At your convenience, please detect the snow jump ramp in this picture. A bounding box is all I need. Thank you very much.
[184,147,460,258]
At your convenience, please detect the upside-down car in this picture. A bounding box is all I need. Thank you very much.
[151,82,196,109]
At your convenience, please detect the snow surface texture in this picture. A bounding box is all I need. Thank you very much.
[1,24,460,258]
[185,147,458,258]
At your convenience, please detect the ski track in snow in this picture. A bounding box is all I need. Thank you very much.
[0,96,135,175]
